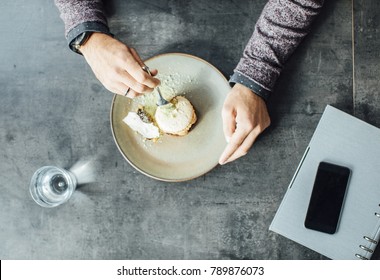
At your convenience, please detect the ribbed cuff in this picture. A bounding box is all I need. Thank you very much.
[67,21,112,52]
[229,72,271,101]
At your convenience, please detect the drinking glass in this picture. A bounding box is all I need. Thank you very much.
[29,166,77,208]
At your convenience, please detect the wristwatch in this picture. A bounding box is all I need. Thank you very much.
[69,31,93,54]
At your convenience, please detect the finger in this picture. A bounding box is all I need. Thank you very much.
[221,127,261,165]
[221,104,236,143]
[130,47,145,66]
[129,48,160,88]
[107,80,143,98]
[108,80,131,96]
[129,48,158,76]
[119,88,142,99]
[149,68,158,76]
[124,89,142,98]
[112,69,154,94]
[126,62,160,89]
[218,126,248,165]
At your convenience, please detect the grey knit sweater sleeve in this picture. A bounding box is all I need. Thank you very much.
[230,0,324,100]
[54,0,324,100]
[54,0,110,44]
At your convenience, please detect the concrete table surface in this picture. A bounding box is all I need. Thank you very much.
[1,0,379,260]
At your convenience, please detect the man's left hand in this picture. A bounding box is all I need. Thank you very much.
[219,83,271,165]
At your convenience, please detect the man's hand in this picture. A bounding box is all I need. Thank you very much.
[219,83,270,165]
[79,33,160,97]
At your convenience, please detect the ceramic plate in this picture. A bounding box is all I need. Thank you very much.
[110,53,230,181]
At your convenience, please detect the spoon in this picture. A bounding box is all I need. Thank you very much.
[142,65,169,106]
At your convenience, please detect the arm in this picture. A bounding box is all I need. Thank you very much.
[219,0,324,164]
[54,0,110,46]
[54,0,160,96]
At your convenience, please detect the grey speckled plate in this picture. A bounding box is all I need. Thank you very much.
[110,53,230,182]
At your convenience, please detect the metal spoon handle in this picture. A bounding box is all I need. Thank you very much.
[142,65,169,106]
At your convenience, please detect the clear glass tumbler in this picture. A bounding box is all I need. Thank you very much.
[29,166,77,208]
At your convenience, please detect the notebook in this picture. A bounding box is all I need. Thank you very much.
[269,105,380,260]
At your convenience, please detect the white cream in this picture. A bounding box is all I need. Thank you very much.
[123,112,160,139]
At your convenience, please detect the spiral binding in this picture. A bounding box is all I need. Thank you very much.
[355,253,368,260]
[359,245,374,253]
[355,204,380,260]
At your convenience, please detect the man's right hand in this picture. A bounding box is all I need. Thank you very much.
[79,33,160,97]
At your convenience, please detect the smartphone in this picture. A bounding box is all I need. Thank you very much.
[304,161,351,234]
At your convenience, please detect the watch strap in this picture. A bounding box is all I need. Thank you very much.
[66,21,112,55]
[69,31,93,54]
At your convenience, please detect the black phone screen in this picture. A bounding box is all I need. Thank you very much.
[304,161,351,234]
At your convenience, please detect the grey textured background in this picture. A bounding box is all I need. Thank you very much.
[1,0,379,259]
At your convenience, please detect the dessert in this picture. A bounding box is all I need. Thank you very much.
[123,108,160,139]
[123,87,197,139]
[154,96,197,136]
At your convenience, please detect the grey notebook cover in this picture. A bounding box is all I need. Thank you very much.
[269,105,380,260]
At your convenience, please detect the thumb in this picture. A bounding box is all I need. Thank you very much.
[130,47,159,78]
